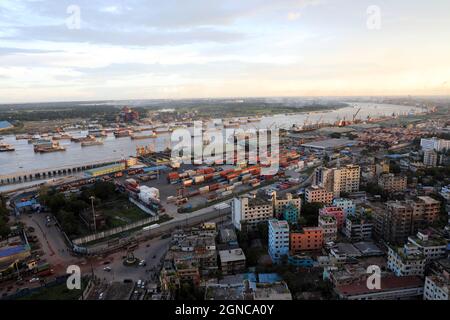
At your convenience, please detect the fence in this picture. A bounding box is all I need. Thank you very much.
[72,215,159,246]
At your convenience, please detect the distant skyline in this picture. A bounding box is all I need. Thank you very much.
[1,0,450,103]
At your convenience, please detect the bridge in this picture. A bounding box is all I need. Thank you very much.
[0,158,124,186]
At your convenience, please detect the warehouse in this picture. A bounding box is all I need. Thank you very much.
[301,138,357,151]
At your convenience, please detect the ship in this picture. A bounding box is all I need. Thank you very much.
[0,143,15,152]
[88,129,107,137]
[71,135,95,143]
[114,129,131,138]
[15,134,32,140]
[131,132,157,140]
[33,139,66,153]
[81,140,104,147]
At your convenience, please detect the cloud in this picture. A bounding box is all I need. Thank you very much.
[287,12,302,21]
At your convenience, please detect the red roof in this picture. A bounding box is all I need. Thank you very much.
[336,276,423,296]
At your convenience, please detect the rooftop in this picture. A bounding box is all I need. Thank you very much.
[219,248,246,263]
[301,138,357,150]
[336,276,423,297]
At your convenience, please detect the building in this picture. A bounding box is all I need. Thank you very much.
[281,203,299,224]
[343,214,373,241]
[333,198,356,217]
[335,275,424,300]
[423,149,438,167]
[301,138,357,152]
[253,282,293,300]
[219,228,238,247]
[314,167,333,190]
[375,160,390,177]
[271,192,301,218]
[268,219,290,264]
[287,254,315,268]
[305,185,334,204]
[290,227,324,253]
[423,275,449,300]
[219,249,246,275]
[332,165,360,197]
[319,206,345,229]
[84,162,126,177]
[387,244,426,277]
[407,230,448,261]
[232,196,274,231]
[375,197,441,244]
[118,106,139,123]
[420,137,450,152]
[378,173,407,192]
[318,215,337,244]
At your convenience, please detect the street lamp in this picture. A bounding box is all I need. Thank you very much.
[90,196,96,233]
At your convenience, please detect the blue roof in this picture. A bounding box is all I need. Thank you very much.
[0,245,29,258]
[143,165,168,172]
[258,273,282,284]
[0,121,12,129]
[15,199,37,208]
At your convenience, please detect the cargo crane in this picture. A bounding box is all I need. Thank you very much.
[352,107,362,123]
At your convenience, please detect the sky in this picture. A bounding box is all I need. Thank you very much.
[0,0,450,103]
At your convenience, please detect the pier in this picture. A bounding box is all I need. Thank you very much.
[0,159,123,186]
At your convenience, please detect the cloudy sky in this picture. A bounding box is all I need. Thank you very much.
[0,0,449,103]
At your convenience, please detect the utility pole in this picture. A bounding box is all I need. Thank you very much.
[90,196,96,233]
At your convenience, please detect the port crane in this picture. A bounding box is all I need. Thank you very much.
[352,107,362,123]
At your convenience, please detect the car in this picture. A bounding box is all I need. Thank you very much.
[29,277,40,283]
[98,292,104,300]
[103,266,112,272]
[138,260,146,267]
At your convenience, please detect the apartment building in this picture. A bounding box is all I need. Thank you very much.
[332,165,360,197]
[218,248,247,275]
[282,203,299,225]
[290,227,324,253]
[378,173,407,192]
[305,185,334,204]
[318,215,338,244]
[232,196,274,231]
[314,167,334,190]
[319,206,345,229]
[387,244,426,277]
[344,214,373,241]
[268,219,290,264]
[271,192,301,218]
[407,231,448,261]
[333,198,356,217]
[424,149,438,167]
[420,137,450,152]
[424,275,449,300]
[374,197,441,244]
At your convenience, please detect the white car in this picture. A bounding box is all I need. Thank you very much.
[29,277,40,283]
[103,266,112,272]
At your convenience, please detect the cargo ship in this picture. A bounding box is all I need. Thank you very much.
[114,129,131,138]
[81,139,104,147]
[131,132,157,140]
[33,139,66,153]
[71,135,95,143]
[0,143,15,152]
[88,128,107,137]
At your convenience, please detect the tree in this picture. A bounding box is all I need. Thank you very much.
[301,202,323,227]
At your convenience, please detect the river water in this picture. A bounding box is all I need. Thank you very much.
[0,102,420,177]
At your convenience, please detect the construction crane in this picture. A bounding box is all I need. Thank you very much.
[352,107,362,123]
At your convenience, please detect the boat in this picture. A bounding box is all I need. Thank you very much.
[114,130,131,138]
[71,135,95,143]
[33,139,66,153]
[0,143,15,152]
[16,134,32,140]
[88,129,107,137]
[81,140,104,147]
[131,132,157,140]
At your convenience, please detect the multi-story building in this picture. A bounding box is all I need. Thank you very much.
[332,165,360,197]
[344,214,373,241]
[378,173,407,192]
[423,149,438,167]
[281,203,299,225]
[335,275,424,300]
[268,219,290,264]
[387,244,426,277]
[290,227,324,252]
[421,137,450,152]
[314,167,333,191]
[374,197,441,244]
[305,185,334,204]
[333,198,356,217]
[232,195,274,231]
[407,231,448,261]
[424,275,449,300]
[271,192,301,218]
[318,215,337,244]
[218,248,246,275]
[319,206,345,229]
